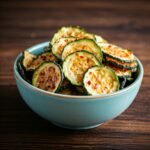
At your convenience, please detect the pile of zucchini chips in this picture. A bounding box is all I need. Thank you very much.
[18,26,138,96]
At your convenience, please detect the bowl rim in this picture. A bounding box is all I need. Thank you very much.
[14,41,144,99]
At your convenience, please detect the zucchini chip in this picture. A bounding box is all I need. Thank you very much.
[23,51,37,70]
[44,46,51,52]
[52,37,76,59]
[119,77,127,89]
[27,52,57,71]
[63,51,101,86]
[105,56,138,69]
[32,62,63,92]
[127,77,134,81]
[51,26,95,45]
[61,39,103,61]
[57,88,73,95]
[83,66,119,95]
[101,43,135,62]
[57,87,81,95]
[112,67,132,78]
[76,86,86,95]
[131,67,138,72]
[105,64,132,78]
[17,56,31,83]
[95,35,108,44]
[59,78,71,91]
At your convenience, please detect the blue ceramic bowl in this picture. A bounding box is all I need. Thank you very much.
[14,42,144,129]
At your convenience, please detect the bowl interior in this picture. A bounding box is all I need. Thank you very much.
[14,42,144,99]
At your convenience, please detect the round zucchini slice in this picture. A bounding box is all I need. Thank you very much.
[105,56,138,69]
[101,43,136,62]
[32,62,63,92]
[52,37,76,59]
[83,66,119,95]
[23,51,37,70]
[51,26,95,45]
[105,64,132,78]
[27,52,57,71]
[63,51,101,86]
[61,39,103,61]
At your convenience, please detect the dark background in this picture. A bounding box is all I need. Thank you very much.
[0,0,150,149]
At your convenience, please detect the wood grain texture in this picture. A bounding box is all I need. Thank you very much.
[0,0,150,149]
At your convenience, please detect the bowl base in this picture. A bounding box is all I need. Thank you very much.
[52,122,103,130]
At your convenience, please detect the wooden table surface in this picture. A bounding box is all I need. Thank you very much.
[0,0,150,149]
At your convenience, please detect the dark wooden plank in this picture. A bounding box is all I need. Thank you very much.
[0,0,150,149]
[0,0,150,11]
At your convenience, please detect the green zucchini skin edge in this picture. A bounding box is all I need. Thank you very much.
[82,65,98,96]
[105,58,138,69]
[95,35,108,43]
[110,69,132,78]
[51,37,77,59]
[57,78,71,92]
[17,54,32,83]
[26,52,58,71]
[103,52,136,63]
[61,38,103,62]
[62,50,101,86]
[32,61,64,93]
[83,65,120,95]
[51,26,95,45]
[103,62,132,78]
[22,50,37,71]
